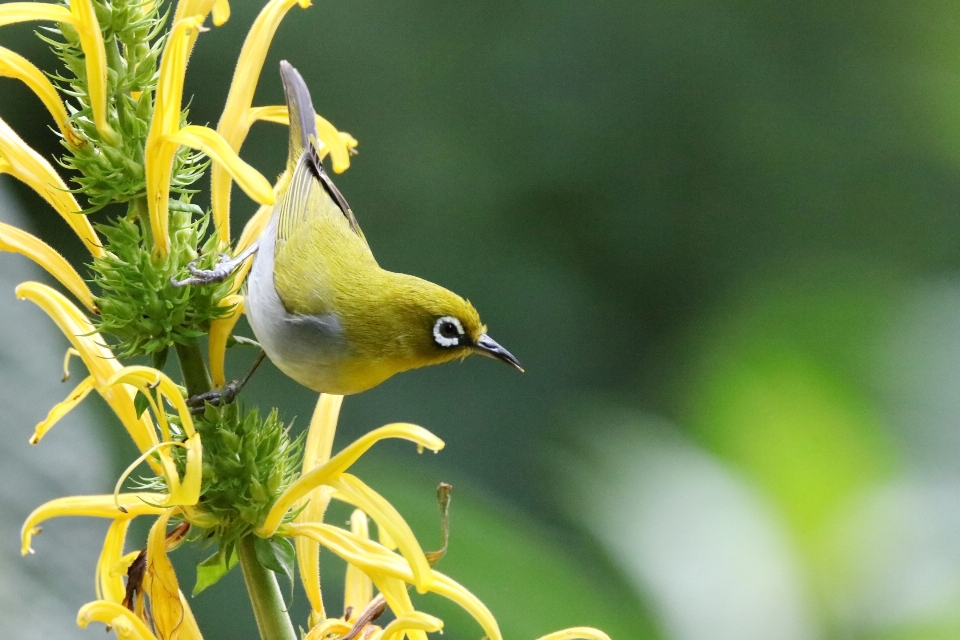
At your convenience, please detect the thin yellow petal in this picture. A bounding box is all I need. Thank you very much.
[0,221,96,311]
[286,522,502,640]
[212,0,310,243]
[62,347,80,381]
[0,117,102,256]
[22,493,167,555]
[208,294,244,388]
[170,433,203,507]
[378,526,398,552]
[77,600,159,640]
[536,630,612,640]
[0,47,81,145]
[0,2,70,26]
[376,580,427,640]
[145,15,207,258]
[68,0,113,139]
[15,283,161,457]
[96,518,133,603]
[296,394,343,623]
[29,374,96,444]
[304,618,352,640]
[104,365,196,437]
[248,105,357,173]
[166,125,274,205]
[144,511,199,640]
[344,510,373,617]
[381,612,444,640]
[260,423,443,536]
[332,473,432,593]
[304,394,344,470]
[212,0,230,26]
[15,282,111,377]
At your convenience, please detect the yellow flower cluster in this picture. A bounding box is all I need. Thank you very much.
[0,1,612,639]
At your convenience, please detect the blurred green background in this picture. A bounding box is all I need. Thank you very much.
[5,1,960,639]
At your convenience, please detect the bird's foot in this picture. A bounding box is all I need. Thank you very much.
[170,240,261,288]
[170,254,235,287]
[186,380,241,414]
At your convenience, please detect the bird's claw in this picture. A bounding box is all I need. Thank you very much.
[170,256,234,288]
[186,380,240,414]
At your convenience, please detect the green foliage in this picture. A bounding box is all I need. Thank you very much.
[41,0,204,210]
[92,204,233,357]
[185,402,303,576]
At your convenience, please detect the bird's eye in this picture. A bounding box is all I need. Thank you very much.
[433,316,464,348]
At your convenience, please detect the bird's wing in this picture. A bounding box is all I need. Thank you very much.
[278,60,364,242]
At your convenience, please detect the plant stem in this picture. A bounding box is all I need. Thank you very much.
[239,535,297,640]
[175,339,212,397]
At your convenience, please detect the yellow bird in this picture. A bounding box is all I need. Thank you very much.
[180,61,521,395]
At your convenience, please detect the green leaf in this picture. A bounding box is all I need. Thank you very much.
[133,390,150,419]
[194,547,238,595]
[253,536,296,584]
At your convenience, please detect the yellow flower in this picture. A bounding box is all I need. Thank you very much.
[0,46,83,146]
[277,393,611,640]
[0,0,113,139]
[1,2,613,639]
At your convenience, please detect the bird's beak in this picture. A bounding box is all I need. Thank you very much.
[474,333,524,372]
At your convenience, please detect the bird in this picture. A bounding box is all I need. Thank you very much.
[180,61,521,396]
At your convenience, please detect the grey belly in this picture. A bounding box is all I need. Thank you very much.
[245,217,348,392]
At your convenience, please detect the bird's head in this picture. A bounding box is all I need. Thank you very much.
[376,276,524,374]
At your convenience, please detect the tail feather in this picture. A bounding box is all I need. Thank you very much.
[280,60,317,172]
[276,61,365,240]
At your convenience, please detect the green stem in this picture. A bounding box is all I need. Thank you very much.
[238,535,297,640]
[175,339,212,397]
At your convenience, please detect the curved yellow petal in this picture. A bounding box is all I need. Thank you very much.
[62,347,80,381]
[0,117,102,256]
[304,394,343,471]
[209,294,244,388]
[304,618,352,640]
[296,394,343,624]
[0,47,81,146]
[248,105,357,173]
[29,374,96,444]
[212,0,230,25]
[15,283,160,457]
[381,612,444,640]
[376,581,427,640]
[343,510,373,617]
[260,423,443,535]
[145,15,206,257]
[68,0,113,140]
[166,125,274,205]
[212,0,310,243]
[22,493,168,555]
[0,222,96,311]
[332,473,432,593]
[0,2,71,26]
[77,600,159,640]
[96,518,133,603]
[145,511,202,640]
[0,3,112,141]
[536,630,613,640]
[286,522,502,640]
[104,365,196,437]
[15,281,116,382]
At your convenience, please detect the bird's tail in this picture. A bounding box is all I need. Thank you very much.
[279,60,317,172]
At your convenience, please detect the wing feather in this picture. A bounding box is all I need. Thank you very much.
[279,60,364,240]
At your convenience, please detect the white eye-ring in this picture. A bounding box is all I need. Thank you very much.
[433,316,464,348]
